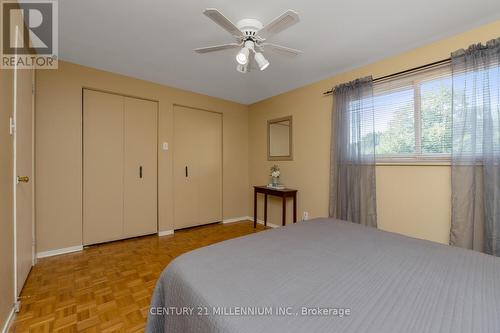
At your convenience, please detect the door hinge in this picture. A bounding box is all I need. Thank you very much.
[9,117,15,135]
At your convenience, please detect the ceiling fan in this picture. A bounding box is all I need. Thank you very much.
[194,8,302,73]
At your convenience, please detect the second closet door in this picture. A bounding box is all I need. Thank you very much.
[173,106,199,229]
[196,109,222,224]
[173,106,222,229]
[123,97,158,238]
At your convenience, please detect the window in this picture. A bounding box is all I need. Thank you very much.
[372,64,452,162]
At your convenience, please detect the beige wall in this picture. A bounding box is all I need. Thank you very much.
[36,61,249,253]
[248,20,500,244]
[35,21,500,253]
[0,68,15,331]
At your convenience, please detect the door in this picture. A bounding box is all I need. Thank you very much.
[123,97,158,237]
[173,106,222,229]
[197,110,222,224]
[83,90,124,245]
[173,106,199,229]
[83,90,158,245]
[14,67,35,296]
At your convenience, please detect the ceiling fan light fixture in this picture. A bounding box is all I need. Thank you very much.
[236,63,249,73]
[196,8,301,74]
[236,47,250,65]
[254,52,270,71]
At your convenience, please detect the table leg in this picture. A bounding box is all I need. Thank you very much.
[253,189,257,228]
[282,196,286,226]
[264,194,268,227]
[293,193,297,223]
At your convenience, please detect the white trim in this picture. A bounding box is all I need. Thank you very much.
[1,307,15,333]
[12,25,19,303]
[31,70,36,266]
[36,245,83,259]
[222,216,252,224]
[223,216,280,228]
[158,230,174,237]
[256,220,280,229]
[251,217,280,229]
[376,155,451,165]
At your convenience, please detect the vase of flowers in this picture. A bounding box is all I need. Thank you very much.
[270,165,280,187]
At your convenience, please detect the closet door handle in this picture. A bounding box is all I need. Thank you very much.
[139,166,143,178]
[185,166,188,178]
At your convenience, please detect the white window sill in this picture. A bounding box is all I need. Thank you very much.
[376,159,451,166]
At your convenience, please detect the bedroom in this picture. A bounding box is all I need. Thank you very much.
[1,0,500,332]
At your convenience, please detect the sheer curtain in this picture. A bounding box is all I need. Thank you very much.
[329,77,377,227]
[450,38,500,256]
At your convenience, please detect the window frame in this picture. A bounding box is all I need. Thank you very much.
[373,63,452,165]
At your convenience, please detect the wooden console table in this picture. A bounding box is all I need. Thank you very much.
[253,186,298,228]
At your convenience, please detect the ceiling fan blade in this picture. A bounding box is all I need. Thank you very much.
[258,10,299,39]
[262,43,302,56]
[203,8,244,37]
[194,43,241,54]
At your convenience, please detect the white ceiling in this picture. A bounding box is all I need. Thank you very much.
[60,0,500,104]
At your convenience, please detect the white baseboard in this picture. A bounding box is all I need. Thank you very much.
[37,245,83,259]
[222,216,252,224]
[158,230,174,237]
[250,217,280,229]
[1,307,15,333]
[256,220,280,229]
[223,216,280,229]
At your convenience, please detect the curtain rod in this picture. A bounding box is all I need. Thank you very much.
[322,58,451,96]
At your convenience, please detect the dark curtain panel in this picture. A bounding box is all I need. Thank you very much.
[330,77,377,227]
[450,38,500,256]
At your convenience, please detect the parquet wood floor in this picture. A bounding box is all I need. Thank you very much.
[10,220,267,332]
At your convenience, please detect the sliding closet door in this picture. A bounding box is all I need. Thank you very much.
[173,106,200,229]
[83,90,124,245]
[173,106,222,229]
[123,97,158,237]
[197,110,222,224]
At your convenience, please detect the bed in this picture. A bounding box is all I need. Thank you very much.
[146,218,500,333]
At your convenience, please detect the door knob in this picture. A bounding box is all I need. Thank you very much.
[17,176,29,183]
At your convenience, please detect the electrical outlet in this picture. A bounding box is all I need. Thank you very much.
[302,211,309,221]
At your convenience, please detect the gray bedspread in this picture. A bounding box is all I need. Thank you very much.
[146,218,500,333]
